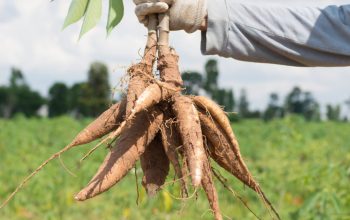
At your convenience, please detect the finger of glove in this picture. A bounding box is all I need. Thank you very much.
[135,3,169,17]
[137,14,147,24]
[137,15,155,28]
[133,0,174,5]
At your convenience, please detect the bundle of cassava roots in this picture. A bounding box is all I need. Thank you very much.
[1,14,280,220]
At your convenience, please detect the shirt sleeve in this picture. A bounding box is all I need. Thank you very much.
[201,0,350,67]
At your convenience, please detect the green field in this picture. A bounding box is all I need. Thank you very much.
[1,116,350,220]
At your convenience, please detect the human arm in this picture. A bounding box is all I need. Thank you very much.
[134,0,350,67]
[203,0,350,67]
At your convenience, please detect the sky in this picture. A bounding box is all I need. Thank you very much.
[0,0,350,116]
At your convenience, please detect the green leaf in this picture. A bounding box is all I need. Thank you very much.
[106,0,124,35]
[62,0,89,29]
[79,0,102,39]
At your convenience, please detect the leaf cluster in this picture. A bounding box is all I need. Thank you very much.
[62,0,124,38]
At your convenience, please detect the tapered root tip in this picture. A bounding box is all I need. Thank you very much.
[192,168,202,187]
[74,192,86,201]
[145,183,160,198]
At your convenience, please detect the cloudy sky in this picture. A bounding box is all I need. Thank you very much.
[0,0,350,116]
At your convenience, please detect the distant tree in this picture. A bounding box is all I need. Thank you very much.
[285,86,320,121]
[204,59,219,93]
[263,93,284,121]
[285,87,303,114]
[303,92,320,121]
[79,62,110,117]
[0,86,10,118]
[211,88,235,112]
[238,89,250,118]
[48,82,70,117]
[248,110,261,119]
[345,98,350,121]
[326,104,341,121]
[68,82,87,118]
[0,68,45,118]
[226,89,235,112]
[13,87,45,117]
[9,68,25,88]
[212,89,226,108]
[181,71,202,95]
[202,60,236,112]
[68,62,111,118]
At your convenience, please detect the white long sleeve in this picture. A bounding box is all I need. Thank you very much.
[201,0,350,66]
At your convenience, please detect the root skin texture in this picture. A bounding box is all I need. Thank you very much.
[192,96,251,175]
[197,109,254,189]
[172,95,205,187]
[158,48,183,88]
[126,16,157,117]
[132,84,173,116]
[141,134,170,197]
[160,114,189,198]
[126,64,151,117]
[201,160,222,220]
[197,108,279,219]
[75,107,164,201]
[131,47,183,117]
[71,99,127,146]
[126,41,156,117]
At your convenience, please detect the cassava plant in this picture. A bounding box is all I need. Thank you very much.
[1,1,280,219]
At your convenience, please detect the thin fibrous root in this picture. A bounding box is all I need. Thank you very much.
[0,99,127,208]
[0,143,72,209]
[198,109,250,187]
[192,96,251,178]
[126,21,157,117]
[160,113,189,198]
[211,168,261,220]
[197,108,280,220]
[201,159,223,220]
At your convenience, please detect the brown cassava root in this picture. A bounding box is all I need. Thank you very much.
[197,108,280,219]
[172,95,206,187]
[141,134,170,197]
[75,107,164,201]
[160,114,189,198]
[2,13,280,220]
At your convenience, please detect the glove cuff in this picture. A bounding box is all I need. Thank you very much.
[186,0,207,33]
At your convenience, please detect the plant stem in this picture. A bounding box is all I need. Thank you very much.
[158,13,169,48]
[146,15,157,49]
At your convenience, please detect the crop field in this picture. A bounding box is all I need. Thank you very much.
[1,115,350,220]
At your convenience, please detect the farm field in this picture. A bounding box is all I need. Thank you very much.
[1,116,350,220]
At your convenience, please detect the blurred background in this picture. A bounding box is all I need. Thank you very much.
[0,0,350,219]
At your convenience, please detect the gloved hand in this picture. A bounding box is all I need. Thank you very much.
[133,0,207,33]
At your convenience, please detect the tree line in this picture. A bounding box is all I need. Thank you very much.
[181,59,348,122]
[0,62,110,119]
[0,59,349,122]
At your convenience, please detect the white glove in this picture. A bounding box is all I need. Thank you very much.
[133,0,207,33]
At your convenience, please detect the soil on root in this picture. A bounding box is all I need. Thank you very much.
[75,107,164,201]
[71,98,127,147]
[172,95,206,187]
[141,133,170,197]
[160,112,189,198]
